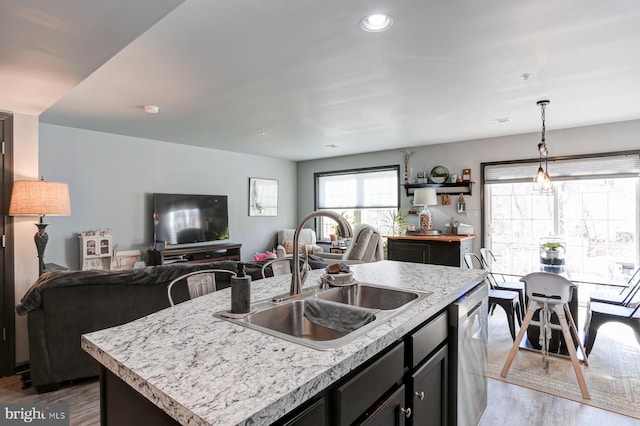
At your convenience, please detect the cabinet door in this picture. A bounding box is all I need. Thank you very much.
[427,242,460,267]
[361,385,407,426]
[336,343,404,425]
[86,238,97,256]
[409,345,448,426]
[388,241,426,263]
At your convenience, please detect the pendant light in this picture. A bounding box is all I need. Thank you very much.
[533,100,553,194]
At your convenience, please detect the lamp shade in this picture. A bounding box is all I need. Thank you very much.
[9,180,71,217]
[413,188,437,207]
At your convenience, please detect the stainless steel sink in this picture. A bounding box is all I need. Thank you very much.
[214,283,432,350]
[316,283,422,310]
[243,299,373,341]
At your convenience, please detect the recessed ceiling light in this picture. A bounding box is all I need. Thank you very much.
[143,105,160,114]
[360,13,393,32]
[520,73,533,81]
[325,144,339,148]
[493,117,511,123]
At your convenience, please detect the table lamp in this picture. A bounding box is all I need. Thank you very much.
[413,188,437,233]
[9,177,71,275]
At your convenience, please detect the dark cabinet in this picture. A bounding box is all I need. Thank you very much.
[409,345,448,426]
[361,385,408,426]
[388,241,428,263]
[101,310,455,426]
[335,343,405,425]
[387,237,473,267]
[147,243,241,265]
[406,311,449,426]
[281,398,325,426]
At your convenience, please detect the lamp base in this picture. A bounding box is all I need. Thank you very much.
[34,222,49,276]
[419,208,433,232]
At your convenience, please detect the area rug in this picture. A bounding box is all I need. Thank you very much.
[486,308,640,420]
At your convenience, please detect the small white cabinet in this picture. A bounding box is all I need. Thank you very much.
[79,235,113,270]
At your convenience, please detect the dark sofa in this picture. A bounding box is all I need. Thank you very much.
[16,261,261,393]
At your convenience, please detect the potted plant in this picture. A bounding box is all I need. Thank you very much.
[540,239,566,269]
[385,209,407,235]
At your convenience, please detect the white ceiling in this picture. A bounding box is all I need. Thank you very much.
[4,0,640,161]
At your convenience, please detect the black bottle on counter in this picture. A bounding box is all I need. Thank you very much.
[230,263,251,314]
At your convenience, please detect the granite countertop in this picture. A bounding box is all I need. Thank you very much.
[81,260,485,425]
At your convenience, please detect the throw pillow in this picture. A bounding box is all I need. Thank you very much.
[283,240,295,254]
[283,241,314,254]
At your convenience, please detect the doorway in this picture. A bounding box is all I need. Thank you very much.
[0,112,15,377]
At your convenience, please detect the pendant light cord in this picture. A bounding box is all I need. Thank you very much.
[540,102,546,146]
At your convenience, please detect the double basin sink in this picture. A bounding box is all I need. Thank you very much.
[215,282,432,350]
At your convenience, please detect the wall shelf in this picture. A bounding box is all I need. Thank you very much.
[404,182,473,197]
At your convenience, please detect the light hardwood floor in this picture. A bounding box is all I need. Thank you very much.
[1,372,638,425]
[480,379,639,426]
[0,374,99,426]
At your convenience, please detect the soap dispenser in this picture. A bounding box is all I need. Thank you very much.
[230,263,251,314]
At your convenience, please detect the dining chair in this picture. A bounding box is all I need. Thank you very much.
[464,252,522,340]
[588,267,640,306]
[501,272,590,399]
[583,283,640,356]
[479,248,526,317]
[260,257,310,280]
[167,269,237,306]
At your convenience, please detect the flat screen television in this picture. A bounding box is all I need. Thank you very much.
[153,193,229,247]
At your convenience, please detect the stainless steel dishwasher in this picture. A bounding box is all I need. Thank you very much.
[448,281,489,426]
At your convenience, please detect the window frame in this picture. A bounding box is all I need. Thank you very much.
[314,165,401,239]
[480,149,640,284]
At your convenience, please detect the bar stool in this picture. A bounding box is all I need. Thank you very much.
[500,272,590,399]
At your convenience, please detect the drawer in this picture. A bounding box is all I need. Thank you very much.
[280,398,325,426]
[408,311,448,369]
[336,342,404,426]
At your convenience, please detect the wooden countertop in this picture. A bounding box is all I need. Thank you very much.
[385,234,476,242]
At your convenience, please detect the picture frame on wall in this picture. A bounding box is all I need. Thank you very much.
[249,177,278,216]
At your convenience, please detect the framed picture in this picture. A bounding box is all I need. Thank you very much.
[249,177,278,216]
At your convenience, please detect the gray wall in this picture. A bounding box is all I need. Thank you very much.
[298,119,640,254]
[39,124,298,268]
[38,118,640,268]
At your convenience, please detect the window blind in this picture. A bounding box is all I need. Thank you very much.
[484,153,640,184]
[317,167,399,209]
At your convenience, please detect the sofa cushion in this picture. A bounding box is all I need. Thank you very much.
[350,227,373,260]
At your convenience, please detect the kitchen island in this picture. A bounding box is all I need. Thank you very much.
[82,260,486,425]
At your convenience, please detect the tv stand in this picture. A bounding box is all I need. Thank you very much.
[147,243,242,266]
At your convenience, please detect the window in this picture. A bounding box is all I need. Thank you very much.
[315,166,400,239]
[482,152,640,285]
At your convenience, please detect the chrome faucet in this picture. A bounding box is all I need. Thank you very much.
[291,210,353,296]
